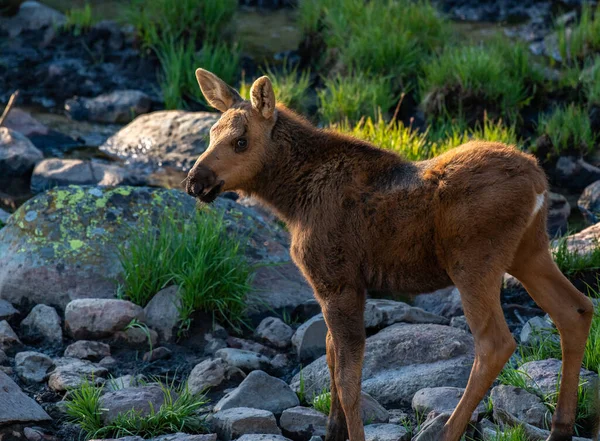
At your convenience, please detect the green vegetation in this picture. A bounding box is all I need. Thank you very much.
[537,104,597,157]
[118,209,252,334]
[420,44,532,121]
[558,3,600,65]
[240,62,311,114]
[125,319,154,354]
[335,113,518,161]
[155,38,240,110]
[318,73,396,124]
[66,379,209,440]
[64,3,94,35]
[552,235,600,277]
[581,57,600,106]
[123,0,236,49]
[312,389,332,415]
[486,426,528,441]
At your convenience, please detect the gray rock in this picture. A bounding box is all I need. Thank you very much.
[100,385,167,424]
[144,285,181,343]
[215,370,299,415]
[0,187,301,311]
[255,317,293,348]
[204,337,227,355]
[0,209,9,225]
[578,180,600,225]
[214,348,271,373]
[98,356,118,370]
[143,346,172,362]
[490,385,550,429]
[100,110,217,171]
[106,374,143,392]
[364,424,410,441]
[291,314,327,361]
[520,316,557,346]
[64,340,111,361]
[112,326,158,348]
[554,156,600,192]
[554,222,600,258]
[65,90,152,124]
[226,337,275,357]
[364,299,448,329]
[519,358,598,396]
[0,1,65,37]
[48,357,108,392]
[65,299,144,340]
[279,406,327,440]
[413,287,463,318]
[0,127,43,191]
[151,435,217,441]
[188,358,245,395]
[236,436,291,441]
[211,407,281,441]
[291,324,474,408]
[412,387,484,421]
[0,370,51,425]
[15,351,54,383]
[361,391,389,424]
[548,192,571,235]
[0,320,21,351]
[271,353,291,372]
[449,316,469,333]
[31,159,138,194]
[0,349,6,364]
[0,299,19,321]
[387,410,409,425]
[20,304,63,346]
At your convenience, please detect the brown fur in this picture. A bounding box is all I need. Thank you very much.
[187,70,594,441]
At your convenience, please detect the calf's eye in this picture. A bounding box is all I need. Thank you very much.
[235,138,248,153]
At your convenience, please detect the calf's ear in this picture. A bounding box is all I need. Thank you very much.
[250,76,276,119]
[195,68,242,112]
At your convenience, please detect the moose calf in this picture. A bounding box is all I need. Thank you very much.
[185,69,593,441]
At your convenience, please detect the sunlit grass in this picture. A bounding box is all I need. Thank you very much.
[558,3,600,65]
[64,2,94,36]
[536,104,597,157]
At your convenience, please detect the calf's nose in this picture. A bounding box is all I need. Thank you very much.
[185,165,217,197]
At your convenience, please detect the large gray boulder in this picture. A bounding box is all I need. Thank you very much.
[290,324,474,408]
[65,90,152,124]
[0,186,310,313]
[211,407,281,441]
[412,387,484,421]
[0,370,51,425]
[99,110,218,171]
[65,299,144,340]
[31,158,138,194]
[364,424,410,441]
[214,370,299,415]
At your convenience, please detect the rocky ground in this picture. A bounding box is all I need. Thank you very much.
[2,1,600,441]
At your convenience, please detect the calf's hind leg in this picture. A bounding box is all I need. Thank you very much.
[324,330,349,441]
[427,271,517,441]
[510,247,593,441]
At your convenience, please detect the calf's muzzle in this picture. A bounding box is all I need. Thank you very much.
[185,165,223,203]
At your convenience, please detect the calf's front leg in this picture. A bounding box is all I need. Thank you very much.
[319,287,367,441]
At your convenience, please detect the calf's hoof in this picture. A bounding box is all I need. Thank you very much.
[412,413,451,441]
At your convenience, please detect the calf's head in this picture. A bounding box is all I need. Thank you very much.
[185,68,277,202]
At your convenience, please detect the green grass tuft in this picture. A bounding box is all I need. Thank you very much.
[557,3,600,66]
[488,426,529,441]
[118,209,252,334]
[318,73,396,124]
[420,43,535,122]
[123,0,237,49]
[552,236,600,277]
[64,3,94,36]
[312,389,332,415]
[537,104,597,158]
[66,379,209,440]
[581,57,600,106]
